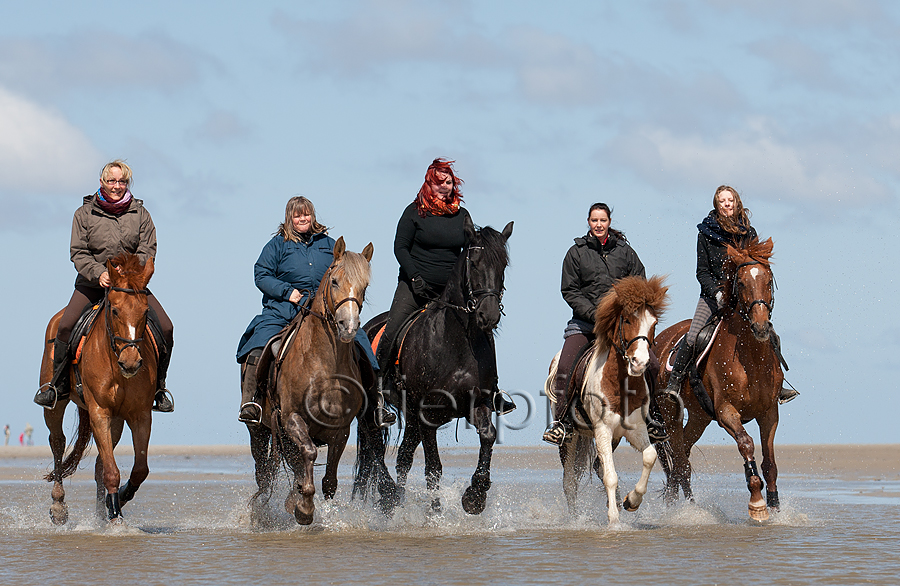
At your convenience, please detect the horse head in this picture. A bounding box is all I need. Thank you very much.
[725,237,775,342]
[321,236,373,343]
[106,254,154,378]
[594,275,669,376]
[460,217,513,331]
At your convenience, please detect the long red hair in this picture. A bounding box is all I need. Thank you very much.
[415,158,464,217]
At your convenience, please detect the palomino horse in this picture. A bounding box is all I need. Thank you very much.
[40,253,158,523]
[355,218,513,515]
[654,238,782,521]
[248,237,375,526]
[546,276,669,525]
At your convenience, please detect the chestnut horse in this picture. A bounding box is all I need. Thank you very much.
[248,237,374,526]
[40,253,158,523]
[654,238,782,521]
[545,276,669,525]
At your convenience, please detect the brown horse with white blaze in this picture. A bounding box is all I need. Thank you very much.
[40,253,158,524]
[546,275,669,525]
[655,238,782,521]
[248,237,375,526]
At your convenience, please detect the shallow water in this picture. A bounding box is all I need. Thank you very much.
[2,448,898,585]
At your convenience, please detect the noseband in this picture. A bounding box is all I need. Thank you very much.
[105,286,149,359]
[319,265,363,327]
[463,245,505,314]
[732,260,775,323]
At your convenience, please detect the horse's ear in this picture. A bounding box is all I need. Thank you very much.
[361,242,374,262]
[107,259,124,277]
[142,257,155,282]
[501,221,513,241]
[333,236,345,261]
[464,214,476,243]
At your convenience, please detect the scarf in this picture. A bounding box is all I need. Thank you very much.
[415,192,460,218]
[95,188,133,216]
[698,211,749,245]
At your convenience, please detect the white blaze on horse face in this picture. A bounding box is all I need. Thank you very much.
[627,309,656,377]
[128,325,136,340]
[750,267,760,280]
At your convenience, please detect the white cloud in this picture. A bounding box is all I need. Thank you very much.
[0,87,103,193]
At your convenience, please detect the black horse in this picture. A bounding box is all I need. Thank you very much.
[354,217,513,515]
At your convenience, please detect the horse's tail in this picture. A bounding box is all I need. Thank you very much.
[251,412,282,502]
[352,418,392,501]
[44,405,92,482]
[655,438,675,484]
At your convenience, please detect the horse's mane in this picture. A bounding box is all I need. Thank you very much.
[725,237,774,270]
[108,253,153,290]
[333,250,371,289]
[593,275,669,345]
[442,225,510,304]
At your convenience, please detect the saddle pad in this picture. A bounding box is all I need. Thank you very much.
[371,311,426,367]
[665,319,723,372]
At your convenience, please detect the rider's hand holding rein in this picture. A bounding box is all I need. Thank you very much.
[289,289,303,305]
[99,272,111,289]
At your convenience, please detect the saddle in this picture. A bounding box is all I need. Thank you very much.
[369,309,427,370]
[254,303,311,406]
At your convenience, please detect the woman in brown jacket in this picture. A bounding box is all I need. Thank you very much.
[33,160,175,412]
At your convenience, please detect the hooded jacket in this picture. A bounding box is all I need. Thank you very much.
[70,194,156,288]
[561,232,645,324]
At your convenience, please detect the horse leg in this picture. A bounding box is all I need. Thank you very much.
[44,403,69,525]
[282,412,317,525]
[322,434,349,500]
[559,437,579,515]
[622,412,657,513]
[462,403,495,515]
[118,412,152,509]
[92,414,125,521]
[248,424,274,528]
[718,404,768,521]
[420,425,443,514]
[679,411,710,502]
[354,415,399,514]
[396,417,421,495]
[758,406,780,511]
[593,423,620,525]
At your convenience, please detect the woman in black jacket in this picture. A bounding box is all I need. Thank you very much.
[662,185,798,403]
[376,158,514,414]
[543,202,667,445]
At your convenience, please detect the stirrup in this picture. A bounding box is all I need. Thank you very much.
[645,418,670,443]
[34,383,65,410]
[493,389,517,415]
[778,387,800,405]
[542,420,573,446]
[152,389,175,413]
[376,407,397,429]
[238,402,263,424]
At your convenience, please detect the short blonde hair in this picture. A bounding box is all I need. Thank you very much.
[100,160,133,188]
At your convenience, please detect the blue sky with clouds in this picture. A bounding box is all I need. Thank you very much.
[1,0,898,447]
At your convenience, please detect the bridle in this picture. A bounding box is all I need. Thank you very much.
[105,286,149,359]
[732,260,775,323]
[316,264,363,327]
[433,244,505,315]
[614,313,653,358]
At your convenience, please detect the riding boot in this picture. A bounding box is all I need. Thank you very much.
[152,349,175,413]
[643,355,669,443]
[661,340,694,402]
[373,375,397,428]
[238,349,264,424]
[492,389,517,415]
[34,339,70,409]
[542,369,575,446]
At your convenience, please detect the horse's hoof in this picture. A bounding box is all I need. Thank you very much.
[461,486,486,515]
[294,510,314,525]
[623,495,642,512]
[749,502,769,522]
[49,503,68,526]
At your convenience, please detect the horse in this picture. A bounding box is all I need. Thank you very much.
[545,275,669,525]
[40,253,158,524]
[354,217,513,516]
[247,237,376,526]
[654,237,782,521]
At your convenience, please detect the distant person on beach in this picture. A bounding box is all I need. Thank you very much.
[33,160,175,413]
[236,196,391,426]
[542,202,667,446]
[660,185,798,404]
[376,157,515,416]
[24,423,33,446]
[3,424,9,446]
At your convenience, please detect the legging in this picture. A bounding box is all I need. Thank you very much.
[684,296,718,347]
[57,285,174,348]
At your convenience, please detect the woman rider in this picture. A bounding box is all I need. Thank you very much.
[662,185,798,403]
[376,158,514,415]
[236,196,394,426]
[542,202,668,445]
[34,160,175,413]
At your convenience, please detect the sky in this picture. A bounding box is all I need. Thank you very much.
[1,0,898,449]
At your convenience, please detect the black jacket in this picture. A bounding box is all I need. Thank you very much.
[393,202,472,288]
[561,232,645,324]
[696,211,757,299]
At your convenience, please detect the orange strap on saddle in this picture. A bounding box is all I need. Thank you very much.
[370,311,425,366]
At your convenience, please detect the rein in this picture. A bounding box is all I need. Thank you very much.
[313,264,363,328]
[105,286,149,358]
[427,245,505,315]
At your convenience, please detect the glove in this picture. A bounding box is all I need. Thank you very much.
[410,276,434,298]
[715,290,725,309]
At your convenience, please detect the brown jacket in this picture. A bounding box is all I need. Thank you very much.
[70,194,157,287]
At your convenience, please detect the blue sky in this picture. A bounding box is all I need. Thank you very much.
[1,0,898,447]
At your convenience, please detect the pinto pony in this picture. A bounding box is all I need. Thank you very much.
[654,238,783,521]
[545,275,669,524]
[40,253,158,523]
[247,237,375,526]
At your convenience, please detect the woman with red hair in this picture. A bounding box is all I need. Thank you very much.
[376,158,515,414]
